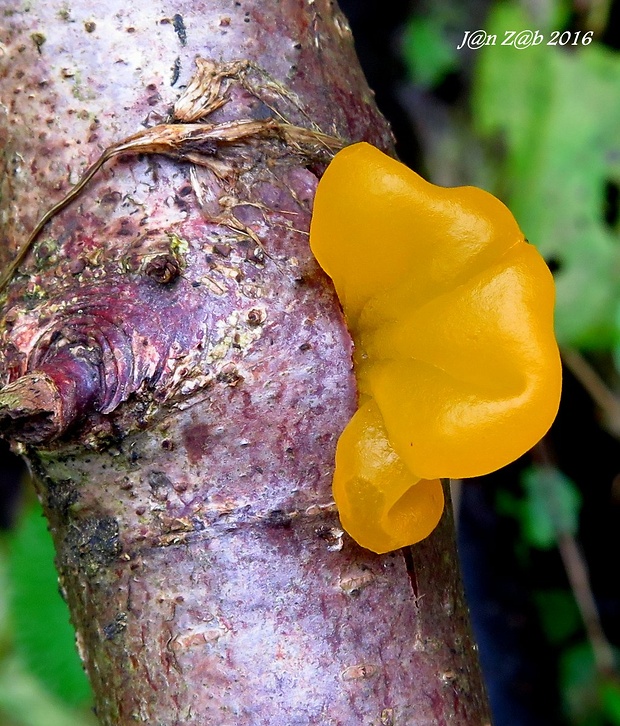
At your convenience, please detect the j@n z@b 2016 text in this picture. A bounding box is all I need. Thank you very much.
[456,29,593,49]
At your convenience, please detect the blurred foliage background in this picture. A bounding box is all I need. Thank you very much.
[1,0,620,724]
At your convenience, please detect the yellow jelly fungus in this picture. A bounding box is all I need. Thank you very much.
[310,142,562,554]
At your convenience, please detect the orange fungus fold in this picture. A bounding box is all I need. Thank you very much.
[309,142,562,554]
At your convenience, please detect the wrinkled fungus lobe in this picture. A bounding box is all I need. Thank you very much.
[310,142,562,554]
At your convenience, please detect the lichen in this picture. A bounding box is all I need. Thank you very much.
[168,233,190,262]
[33,237,59,270]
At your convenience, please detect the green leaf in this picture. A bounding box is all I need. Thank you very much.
[560,643,600,724]
[473,2,620,348]
[521,466,582,549]
[599,679,620,726]
[402,15,458,88]
[0,655,96,726]
[600,679,620,725]
[560,643,620,725]
[534,589,581,644]
[6,502,92,706]
[614,301,620,374]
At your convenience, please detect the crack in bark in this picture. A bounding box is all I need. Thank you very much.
[402,544,419,600]
[134,501,340,550]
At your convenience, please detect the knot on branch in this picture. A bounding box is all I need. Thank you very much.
[0,278,199,443]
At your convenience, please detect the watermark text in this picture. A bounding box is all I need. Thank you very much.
[456,29,593,50]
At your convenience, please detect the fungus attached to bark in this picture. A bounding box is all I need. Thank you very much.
[310,142,562,554]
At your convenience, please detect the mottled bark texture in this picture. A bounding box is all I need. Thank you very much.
[0,2,491,724]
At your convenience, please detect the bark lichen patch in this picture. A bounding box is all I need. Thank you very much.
[205,308,266,365]
[44,476,80,521]
[118,232,188,280]
[68,68,97,102]
[30,32,46,53]
[102,611,128,640]
[148,470,172,501]
[63,515,122,575]
[32,237,60,271]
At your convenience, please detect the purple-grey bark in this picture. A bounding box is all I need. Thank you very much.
[0,1,491,724]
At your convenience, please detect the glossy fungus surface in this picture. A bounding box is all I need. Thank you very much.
[310,142,562,553]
